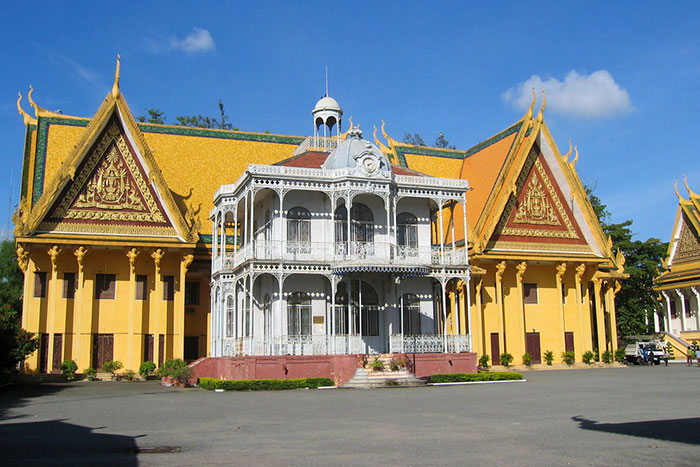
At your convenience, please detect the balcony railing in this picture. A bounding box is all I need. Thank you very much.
[216,240,466,270]
[219,335,382,356]
[389,334,471,353]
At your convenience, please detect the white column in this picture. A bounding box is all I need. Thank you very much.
[438,199,445,261]
[347,199,352,257]
[451,202,456,264]
[221,210,227,264]
[462,198,469,265]
[676,289,687,331]
[250,190,256,248]
[454,279,461,335]
[233,204,238,265]
[213,211,218,260]
[441,278,448,352]
[466,274,473,351]
[662,291,672,334]
[693,287,700,330]
[244,192,249,249]
[653,310,660,332]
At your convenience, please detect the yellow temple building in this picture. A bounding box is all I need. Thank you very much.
[14,60,625,373]
[654,179,700,353]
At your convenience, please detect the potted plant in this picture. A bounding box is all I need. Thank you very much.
[84,368,98,381]
[369,357,385,372]
[522,352,533,367]
[561,351,575,366]
[60,359,78,381]
[544,350,554,366]
[157,358,187,384]
[102,360,123,380]
[139,360,156,380]
[500,352,513,368]
[172,365,195,388]
[615,348,626,364]
[582,351,594,365]
[601,350,613,364]
[479,354,490,370]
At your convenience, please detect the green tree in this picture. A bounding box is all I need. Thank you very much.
[585,185,667,336]
[434,132,456,149]
[402,132,426,146]
[0,240,38,371]
[136,108,166,124]
[176,99,236,130]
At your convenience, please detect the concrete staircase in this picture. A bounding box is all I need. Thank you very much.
[343,354,426,388]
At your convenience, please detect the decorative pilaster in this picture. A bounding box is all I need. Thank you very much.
[515,261,527,356]
[556,263,567,353]
[473,277,484,355]
[495,261,506,353]
[74,247,87,370]
[174,253,194,359]
[593,276,606,354]
[609,280,620,351]
[46,246,61,373]
[151,249,164,366]
[126,248,140,370]
[575,263,587,359]
[16,244,30,329]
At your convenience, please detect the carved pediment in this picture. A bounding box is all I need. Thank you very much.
[674,216,700,263]
[38,117,176,237]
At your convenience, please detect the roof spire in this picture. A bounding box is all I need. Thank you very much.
[16,91,35,125]
[525,87,536,120]
[325,66,329,97]
[683,174,699,198]
[536,89,546,123]
[675,179,688,203]
[112,54,121,98]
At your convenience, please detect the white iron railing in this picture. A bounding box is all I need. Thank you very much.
[389,334,471,353]
[219,335,383,356]
[219,240,466,270]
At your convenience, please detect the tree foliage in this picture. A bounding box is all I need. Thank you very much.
[402,132,426,146]
[585,185,667,336]
[136,108,166,124]
[0,240,38,371]
[136,100,238,130]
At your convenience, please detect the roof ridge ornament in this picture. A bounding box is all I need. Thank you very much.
[683,174,699,198]
[674,179,688,203]
[525,87,536,120]
[112,54,121,98]
[341,116,354,139]
[536,89,546,123]
[16,92,36,125]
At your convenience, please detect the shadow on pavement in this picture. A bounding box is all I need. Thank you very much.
[572,415,700,445]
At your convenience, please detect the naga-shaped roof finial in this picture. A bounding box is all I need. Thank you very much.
[536,89,546,123]
[674,179,688,203]
[112,54,121,98]
[683,174,699,198]
[16,92,35,125]
[525,87,536,120]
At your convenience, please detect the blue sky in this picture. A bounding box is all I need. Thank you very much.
[1,1,699,243]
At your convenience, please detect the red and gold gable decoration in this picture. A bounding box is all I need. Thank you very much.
[673,214,700,264]
[39,117,176,237]
[490,146,587,248]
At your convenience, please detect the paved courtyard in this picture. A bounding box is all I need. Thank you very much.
[1,364,700,466]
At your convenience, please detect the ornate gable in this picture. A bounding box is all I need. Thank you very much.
[37,115,177,237]
[488,145,588,251]
[673,214,700,264]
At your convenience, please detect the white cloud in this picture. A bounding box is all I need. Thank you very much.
[168,28,215,54]
[502,70,632,118]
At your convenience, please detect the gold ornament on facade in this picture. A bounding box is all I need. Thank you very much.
[127,248,140,274]
[151,248,164,275]
[615,249,626,274]
[48,245,61,272]
[675,220,700,262]
[556,262,567,282]
[516,261,527,282]
[495,261,507,282]
[575,263,586,282]
[16,244,29,273]
[182,253,194,273]
[514,174,560,226]
[74,246,87,272]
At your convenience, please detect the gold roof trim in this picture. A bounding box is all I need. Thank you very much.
[536,89,546,123]
[17,92,37,125]
[525,88,536,121]
[674,180,688,204]
[27,85,64,118]
[112,54,121,98]
[683,174,699,199]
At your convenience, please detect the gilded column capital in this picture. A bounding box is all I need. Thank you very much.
[555,262,567,283]
[74,246,87,273]
[182,253,194,273]
[126,248,140,275]
[612,280,621,296]
[495,261,506,282]
[151,248,164,275]
[48,245,61,273]
[16,244,29,273]
[515,261,527,283]
[575,263,586,283]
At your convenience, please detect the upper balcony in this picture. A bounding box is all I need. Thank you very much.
[212,240,466,273]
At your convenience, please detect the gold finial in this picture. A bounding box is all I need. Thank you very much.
[341,116,354,139]
[615,248,626,274]
[562,139,572,161]
[27,84,41,117]
[683,174,699,198]
[570,145,579,168]
[674,179,688,203]
[16,92,35,125]
[373,125,391,154]
[525,87,536,120]
[112,54,121,98]
[536,89,546,123]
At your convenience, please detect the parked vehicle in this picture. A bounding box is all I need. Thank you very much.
[624,341,664,365]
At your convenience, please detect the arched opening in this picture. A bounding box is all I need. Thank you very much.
[263,293,271,338]
[287,292,311,336]
[287,206,311,254]
[402,293,421,334]
[226,295,234,338]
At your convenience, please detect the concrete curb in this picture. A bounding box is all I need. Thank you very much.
[429,379,527,386]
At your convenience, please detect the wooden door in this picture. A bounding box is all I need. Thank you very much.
[144,334,154,363]
[491,333,500,365]
[52,334,63,374]
[184,336,199,362]
[526,332,541,364]
[158,334,165,366]
[39,333,49,373]
[92,334,114,370]
[565,332,575,353]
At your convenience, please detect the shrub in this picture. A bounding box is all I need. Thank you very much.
[84,368,97,381]
[430,372,523,383]
[614,348,626,363]
[139,361,156,378]
[157,358,186,378]
[102,360,123,378]
[369,357,385,372]
[172,365,194,385]
[478,354,490,369]
[582,351,594,365]
[123,369,135,381]
[522,352,533,367]
[544,350,554,366]
[561,351,575,366]
[60,360,78,380]
[389,355,409,371]
[500,353,513,368]
[601,350,613,364]
[198,377,335,391]
[593,348,600,362]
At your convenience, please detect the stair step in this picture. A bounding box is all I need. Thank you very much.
[343,366,426,389]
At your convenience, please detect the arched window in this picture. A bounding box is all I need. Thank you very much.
[351,203,374,243]
[334,205,348,244]
[350,280,379,336]
[287,292,311,336]
[402,293,421,334]
[263,293,271,338]
[334,282,349,334]
[287,207,311,253]
[226,295,235,337]
[397,212,418,247]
